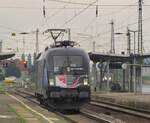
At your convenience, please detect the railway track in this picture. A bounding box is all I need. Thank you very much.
[11,89,101,123]
[15,89,123,122]
[12,89,77,123]
[90,100,150,119]
[13,89,150,123]
[79,100,150,123]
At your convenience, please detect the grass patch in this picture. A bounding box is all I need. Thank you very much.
[8,105,27,123]
[0,82,17,93]
[0,83,5,93]
[0,87,5,92]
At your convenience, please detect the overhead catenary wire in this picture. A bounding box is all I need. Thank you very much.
[83,2,137,32]
[80,15,150,44]
[0,24,22,32]
[0,6,144,10]
[62,0,97,27]
[48,0,145,7]
[39,1,137,32]
[1,0,150,54]
[38,0,71,30]
[0,2,150,10]
[48,0,102,6]
[95,16,150,38]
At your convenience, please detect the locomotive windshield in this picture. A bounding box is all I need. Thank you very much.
[53,55,83,74]
[69,56,82,67]
[52,55,87,88]
[53,56,68,72]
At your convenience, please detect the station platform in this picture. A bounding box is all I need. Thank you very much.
[91,92,150,111]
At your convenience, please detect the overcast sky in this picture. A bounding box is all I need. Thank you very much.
[0,0,150,57]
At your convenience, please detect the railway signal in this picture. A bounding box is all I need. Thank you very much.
[23,61,27,68]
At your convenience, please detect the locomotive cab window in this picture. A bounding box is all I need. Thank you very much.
[53,56,68,73]
[69,56,83,67]
[53,55,83,74]
[69,56,83,75]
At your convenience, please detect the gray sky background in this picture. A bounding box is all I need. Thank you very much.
[0,0,150,57]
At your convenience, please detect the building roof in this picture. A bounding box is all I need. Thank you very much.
[0,52,15,60]
[89,52,150,63]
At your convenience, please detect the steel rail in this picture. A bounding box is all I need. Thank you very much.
[91,100,150,119]
[16,89,118,123]
[12,89,77,123]
[12,89,107,123]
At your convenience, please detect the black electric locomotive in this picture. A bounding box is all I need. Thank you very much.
[35,41,90,110]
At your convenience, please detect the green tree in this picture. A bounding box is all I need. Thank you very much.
[21,53,25,61]
[5,63,21,78]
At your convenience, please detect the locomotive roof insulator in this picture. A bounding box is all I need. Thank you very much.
[51,40,78,48]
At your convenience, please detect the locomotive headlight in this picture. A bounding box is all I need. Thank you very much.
[49,79,54,86]
[83,78,88,85]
